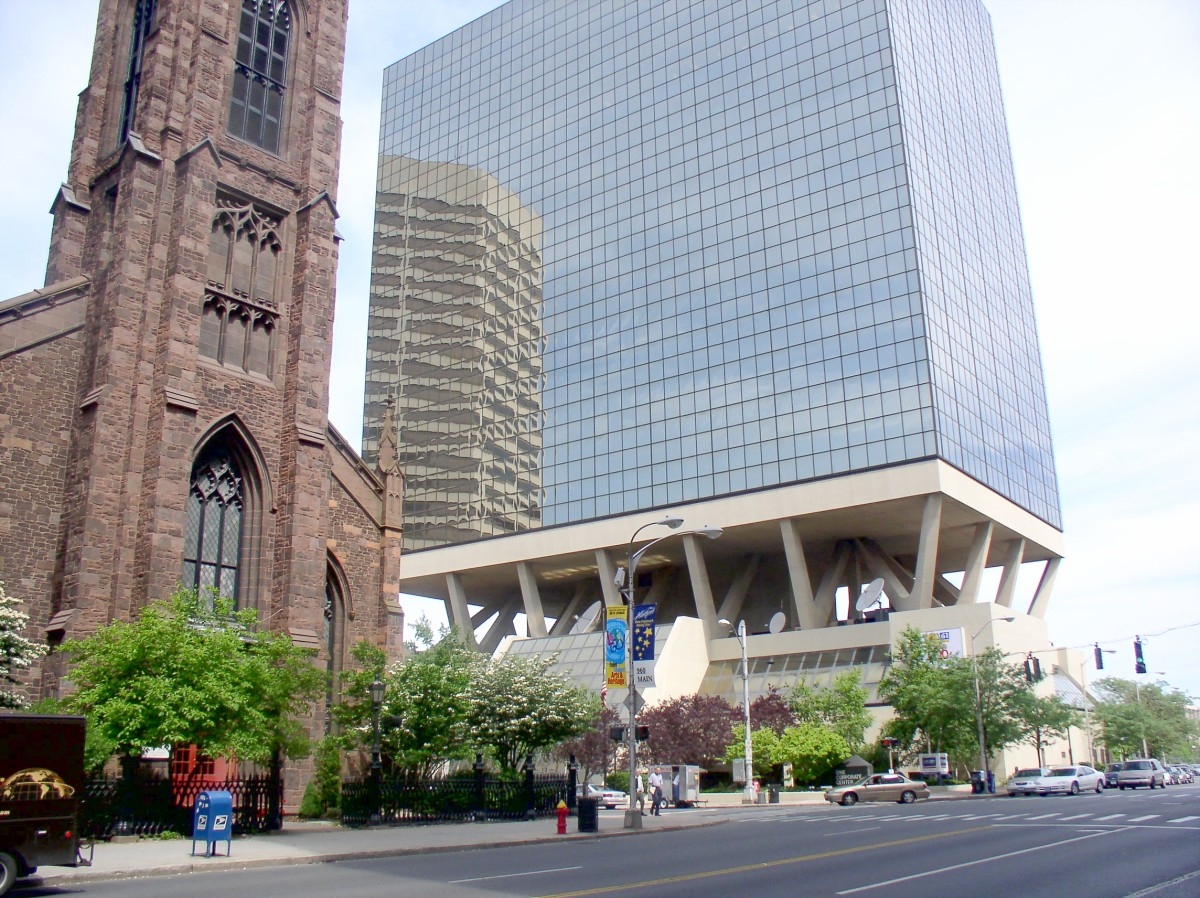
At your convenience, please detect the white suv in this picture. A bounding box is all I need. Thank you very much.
[1116,758,1166,789]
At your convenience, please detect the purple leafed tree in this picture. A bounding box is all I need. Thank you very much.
[640,694,739,768]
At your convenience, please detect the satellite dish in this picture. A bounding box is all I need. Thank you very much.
[569,601,601,635]
[768,611,786,634]
[855,578,886,613]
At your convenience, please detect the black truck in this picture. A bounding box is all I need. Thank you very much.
[0,714,91,896]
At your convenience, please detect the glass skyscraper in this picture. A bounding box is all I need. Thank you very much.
[365,0,1059,558]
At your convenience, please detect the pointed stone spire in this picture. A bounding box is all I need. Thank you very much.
[377,396,399,475]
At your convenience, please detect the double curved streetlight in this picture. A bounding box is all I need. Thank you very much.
[616,515,722,829]
[718,618,755,804]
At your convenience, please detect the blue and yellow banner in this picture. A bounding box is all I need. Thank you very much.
[605,605,627,688]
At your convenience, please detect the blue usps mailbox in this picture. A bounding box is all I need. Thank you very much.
[192,790,234,857]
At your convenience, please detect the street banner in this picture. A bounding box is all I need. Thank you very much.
[632,603,657,689]
[633,603,656,661]
[923,627,965,659]
[605,605,627,688]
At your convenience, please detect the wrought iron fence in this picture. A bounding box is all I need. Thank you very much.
[340,775,569,827]
[80,775,282,839]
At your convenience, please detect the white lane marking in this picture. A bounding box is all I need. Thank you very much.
[1167,815,1199,823]
[1093,814,1125,821]
[835,828,1119,895]
[449,865,582,883]
[1127,815,1160,822]
[1023,813,1062,820]
[1057,814,1094,820]
[960,814,1003,820]
[1122,869,1200,898]
[991,814,1025,820]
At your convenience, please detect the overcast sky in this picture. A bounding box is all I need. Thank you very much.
[1,1,1197,701]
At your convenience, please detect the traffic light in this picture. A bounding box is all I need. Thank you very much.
[1134,638,1147,674]
[1023,654,1043,682]
[1093,644,1104,670]
[635,725,650,742]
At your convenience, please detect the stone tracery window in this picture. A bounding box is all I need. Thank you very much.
[202,197,281,375]
[228,0,291,153]
[182,450,244,607]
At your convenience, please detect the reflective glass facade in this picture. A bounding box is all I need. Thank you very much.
[364,0,1061,551]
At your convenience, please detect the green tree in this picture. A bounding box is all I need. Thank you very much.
[1093,677,1198,760]
[0,582,46,709]
[63,589,324,773]
[466,652,596,773]
[771,724,851,785]
[1016,693,1080,766]
[789,670,872,749]
[725,723,782,781]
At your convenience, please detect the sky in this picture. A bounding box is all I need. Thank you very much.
[0,1,1197,700]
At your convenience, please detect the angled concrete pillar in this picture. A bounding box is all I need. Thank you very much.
[959,521,994,604]
[717,554,760,626]
[780,519,822,630]
[517,562,547,637]
[813,544,850,626]
[995,538,1026,608]
[1026,557,1060,619]
[682,533,718,628]
[595,549,623,607]
[479,597,520,654]
[550,581,591,636]
[445,572,476,648]
[911,494,943,609]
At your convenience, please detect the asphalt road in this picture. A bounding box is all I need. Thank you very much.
[17,787,1200,898]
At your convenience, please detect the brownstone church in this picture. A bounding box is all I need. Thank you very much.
[0,0,403,762]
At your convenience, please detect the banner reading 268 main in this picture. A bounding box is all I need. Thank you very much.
[604,605,627,688]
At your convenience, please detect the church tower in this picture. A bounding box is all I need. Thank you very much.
[0,0,405,757]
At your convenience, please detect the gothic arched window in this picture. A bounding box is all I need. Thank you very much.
[228,0,291,153]
[182,449,245,607]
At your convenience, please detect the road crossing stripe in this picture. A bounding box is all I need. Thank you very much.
[960,814,1002,820]
[1167,816,1199,823]
[1023,813,1061,820]
[1057,814,1093,820]
[1127,815,1160,822]
[1092,814,1125,821]
[992,815,1024,820]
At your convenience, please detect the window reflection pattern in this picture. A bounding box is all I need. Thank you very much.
[367,0,1061,548]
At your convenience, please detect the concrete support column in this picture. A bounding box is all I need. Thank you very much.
[594,548,623,607]
[1026,557,1060,619]
[995,538,1026,608]
[911,494,943,609]
[716,554,760,627]
[959,521,994,605]
[780,519,821,630]
[446,572,476,647]
[682,533,718,629]
[517,562,547,637]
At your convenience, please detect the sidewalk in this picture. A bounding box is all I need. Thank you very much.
[30,788,986,890]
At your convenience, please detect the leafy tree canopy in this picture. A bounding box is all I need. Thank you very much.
[63,589,325,766]
[789,670,871,749]
[640,694,738,768]
[1093,677,1198,761]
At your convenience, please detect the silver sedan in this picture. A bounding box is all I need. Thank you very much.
[1041,764,1104,795]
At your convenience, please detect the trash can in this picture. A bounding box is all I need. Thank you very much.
[577,797,599,833]
[768,785,781,804]
[969,771,986,794]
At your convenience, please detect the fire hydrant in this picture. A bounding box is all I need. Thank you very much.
[556,799,568,834]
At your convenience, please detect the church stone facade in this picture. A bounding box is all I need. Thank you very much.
[0,0,403,790]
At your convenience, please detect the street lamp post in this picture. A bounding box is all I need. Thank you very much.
[618,516,722,829]
[719,618,754,804]
[971,616,1014,790]
[369,679,385,825]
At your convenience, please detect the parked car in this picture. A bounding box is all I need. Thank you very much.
[824,773,930,806]
[1041,765,1104,795]
[576,783,627,809]
[1116,758,1166,789]
[1005,767,1051,797]
[1103,763,1123,788]
[1169,766,1192,784]
[1163,767,1177,786]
